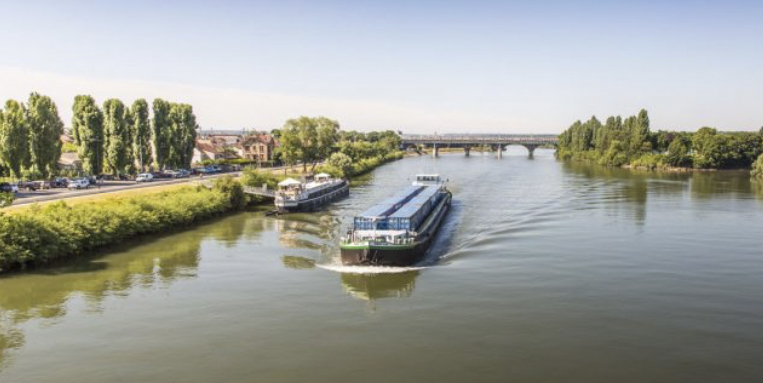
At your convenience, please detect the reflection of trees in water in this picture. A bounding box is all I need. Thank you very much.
[281,255,316,270]
[689,170,754,199]
[563,162,758,223]
[0,212,265,370]
[340,271,419,301]
[562,162,651,224]
[272,213,343,263]
[752,180,763,200]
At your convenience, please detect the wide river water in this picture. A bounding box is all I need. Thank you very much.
[1,148,762,382]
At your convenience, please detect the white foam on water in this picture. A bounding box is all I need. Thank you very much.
[317,264,427,274]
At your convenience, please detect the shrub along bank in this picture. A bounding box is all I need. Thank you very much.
[0,177,246,273]
[316,151,405,179]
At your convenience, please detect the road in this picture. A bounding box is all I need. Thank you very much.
[10,171,243,207]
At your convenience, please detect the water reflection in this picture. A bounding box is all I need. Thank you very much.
[281,255,316,270]
[340,271,419,301]
[0,213,263,370]
[560,162,761,224]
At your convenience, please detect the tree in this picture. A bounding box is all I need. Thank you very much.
[167,103,198,169]
[327,152,353,177]
[280,116,331,172]
[752,153,763,179]
[0,100,30,178]
[27,93,64,178]
[152,99,172,170]
[71,95,104,175]
[130,99,152,172]
[666,135,692,167]
[123,107,136,175]
[103,99,130,176]
[315,117,339,161]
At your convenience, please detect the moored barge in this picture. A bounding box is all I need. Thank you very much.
[275,173,349,213]
[340,175,452,266]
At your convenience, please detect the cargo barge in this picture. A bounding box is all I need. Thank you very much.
[340,175,452,266]
[275,173,349,213]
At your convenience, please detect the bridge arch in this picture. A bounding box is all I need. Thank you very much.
[401,134,558,158]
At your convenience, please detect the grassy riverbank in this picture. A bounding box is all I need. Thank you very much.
[0,148,407,274]
[0,177,246,273]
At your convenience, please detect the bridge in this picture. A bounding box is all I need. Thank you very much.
[401,134,559,158]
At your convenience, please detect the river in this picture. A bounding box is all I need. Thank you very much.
[1,147,762,382]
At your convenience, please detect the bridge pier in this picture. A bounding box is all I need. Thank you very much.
[464,147,471,157]
[432,144,439,158]
[523,144,538,158]
[496,144,503,159]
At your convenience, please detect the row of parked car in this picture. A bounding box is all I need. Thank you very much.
[1,178,72,192]
[136,169,193,182]
[0,167,236,194]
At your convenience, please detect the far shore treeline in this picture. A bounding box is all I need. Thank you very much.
[558,109,763,178]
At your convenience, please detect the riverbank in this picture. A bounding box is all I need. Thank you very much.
[0,152,407,274]
[0,178,246,273]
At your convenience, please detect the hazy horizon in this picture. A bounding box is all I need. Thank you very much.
[1,1,762,134]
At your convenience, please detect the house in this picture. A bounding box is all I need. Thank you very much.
[58,152,82,171]
[192,141,240,164]
[235,134,278,162]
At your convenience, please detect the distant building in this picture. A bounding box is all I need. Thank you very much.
[60,134,74,144]
[58,152,82,171]
[235,134,278,162]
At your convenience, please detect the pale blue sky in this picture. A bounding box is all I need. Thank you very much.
[1,0,762,133]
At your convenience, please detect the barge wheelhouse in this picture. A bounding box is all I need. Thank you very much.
[275,173,349,213]
[340,174,452,266]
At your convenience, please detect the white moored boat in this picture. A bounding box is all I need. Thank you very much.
[274,173,349,213]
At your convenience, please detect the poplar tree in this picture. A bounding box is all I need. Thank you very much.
[0,100,30,178]
[27,93,64,178]
[103,99,130,176]
[152,99,172,170]
[123,107,135,175]
[175,104,198,169]
[131,99,152,172]
[71,95,104,175]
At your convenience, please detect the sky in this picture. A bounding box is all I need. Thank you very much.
[1,0,762,134]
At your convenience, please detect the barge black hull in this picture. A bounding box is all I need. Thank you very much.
[340,193,451,266]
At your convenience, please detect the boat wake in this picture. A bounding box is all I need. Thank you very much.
[317,264,427,274]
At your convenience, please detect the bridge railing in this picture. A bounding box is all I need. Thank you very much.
[401,134,558,144]
[244,186,275,198]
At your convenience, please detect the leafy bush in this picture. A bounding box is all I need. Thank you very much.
[0,192,13,208]
[0,186,241,272]
[241,169,283,189]
[327,152,353,177]
[630,153,667,170]
[213,175,246,210]
[752,153,763,179]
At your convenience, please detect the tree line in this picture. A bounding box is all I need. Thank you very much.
[272,116,401,172]
[558,109,763,171]
[72,96,198,176]
[0,93,198,179]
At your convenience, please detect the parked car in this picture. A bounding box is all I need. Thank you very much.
[0,182,19,193]
[177,169,191,178]
[151,171,172,179]
[67,178,90,189]
[17,180,40,191]
[51,178,68,188]
[136,173,154,182]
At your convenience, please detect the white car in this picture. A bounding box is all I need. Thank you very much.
[67,178,90,189]
[136,173,154,182]
[0,182,18,193]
